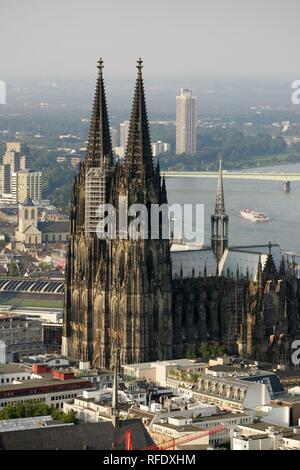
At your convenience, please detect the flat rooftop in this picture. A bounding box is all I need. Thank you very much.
[123,359,207,369]
[193,412,248,423]
[0,378,93,393]
[238,422,293,434]
[0,363,31,374]
[154,421,203,433]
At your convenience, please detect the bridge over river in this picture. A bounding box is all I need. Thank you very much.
[162,171,300,182]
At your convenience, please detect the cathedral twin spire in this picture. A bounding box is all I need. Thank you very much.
[86,58,113,168]
[86,58,154,185]
[125,58,154,184]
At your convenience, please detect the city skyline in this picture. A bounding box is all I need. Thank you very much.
[1,1,300,455]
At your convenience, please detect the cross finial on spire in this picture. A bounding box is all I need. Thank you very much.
[137,57,143,75]
[97,57,104,74]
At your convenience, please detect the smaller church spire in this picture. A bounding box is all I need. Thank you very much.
[215,155,225,215]
[211,154,229,262]
[161,176,168,204]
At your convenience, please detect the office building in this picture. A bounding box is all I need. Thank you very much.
[151,141,171,157]
[0,164,10,195]
[17,170,43,203]
[119,120,130,149]
[0,314,43,363]
[176,88,197,155]
[109,126,118,148]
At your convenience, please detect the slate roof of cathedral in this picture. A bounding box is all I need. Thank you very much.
[0,420,154,450]
[37,221,69,233]
[171,243,283,281]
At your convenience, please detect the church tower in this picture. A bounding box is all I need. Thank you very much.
[63,59,173,369]
[96,58,173,367]
[62,59,113,362]
[211,156,229,263]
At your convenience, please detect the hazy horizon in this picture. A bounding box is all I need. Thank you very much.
[1,0,300,80]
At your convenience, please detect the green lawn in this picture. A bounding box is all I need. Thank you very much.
[0,293,63,309]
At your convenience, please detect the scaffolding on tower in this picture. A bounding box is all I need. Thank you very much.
[85,164,108,236]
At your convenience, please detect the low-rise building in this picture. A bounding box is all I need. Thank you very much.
[0,415,69,433]
[0,314,44,363]
[151,411,253,447]
[63,380,148,422]
[122,359,208,387]
[151,141,171,157]
[172,374,270,411]
[0,375,93,409]
[0,363,32,386]
[231,422,300,450]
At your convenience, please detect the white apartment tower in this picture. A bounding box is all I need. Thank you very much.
[109,126,118,148]
[119,120,130,149]
[176,88,197,155]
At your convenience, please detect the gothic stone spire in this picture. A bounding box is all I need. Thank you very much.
[211,154,229,262]
[86,58,113,168]
[125,58,154,187]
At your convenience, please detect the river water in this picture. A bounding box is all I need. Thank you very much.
[166,163,300,253]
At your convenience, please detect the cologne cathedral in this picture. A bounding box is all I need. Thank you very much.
[62,59,300,369]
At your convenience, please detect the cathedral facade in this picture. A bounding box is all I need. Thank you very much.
[62,59,300,368]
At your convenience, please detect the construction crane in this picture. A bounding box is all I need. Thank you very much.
[113,423,226,450]
[142,424,226,450]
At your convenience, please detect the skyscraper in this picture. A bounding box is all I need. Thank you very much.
[109,126,118,148]
[175,88,197,155]
[119,120,130,149]
[17,170,43,203]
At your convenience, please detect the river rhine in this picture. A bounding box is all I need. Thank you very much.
[166,162,300,254]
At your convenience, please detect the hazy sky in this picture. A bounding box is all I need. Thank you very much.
[1,0,299,79]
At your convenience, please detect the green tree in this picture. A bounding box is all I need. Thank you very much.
[185,347,197,359]
[7,261,19,277]
[0,401,78,424]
